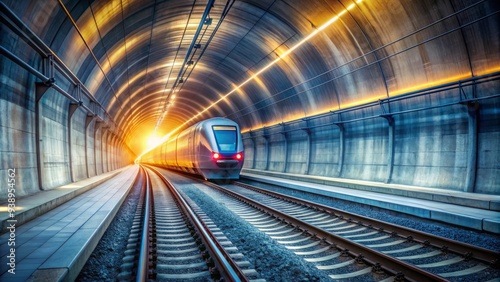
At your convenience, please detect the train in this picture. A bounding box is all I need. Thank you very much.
[140,117,244,179]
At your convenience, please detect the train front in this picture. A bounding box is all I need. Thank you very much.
[197,119,244,180]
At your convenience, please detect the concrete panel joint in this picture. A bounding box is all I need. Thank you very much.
[35,82,51,191]
[465,101,479,192]
[68,102,81,183]
[84,115,96,178]
[281,123,288,173]
[44,54,55,84]
[301,126,312,175]
[101,127,109,173]
[333,122,345,177]
[263,132,270,171]
[94,121,104,175]
[380,115,395,184]
[249,130,257,169]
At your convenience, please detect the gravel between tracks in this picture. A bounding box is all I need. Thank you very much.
[166,171,334,282]
[77,169,499,281]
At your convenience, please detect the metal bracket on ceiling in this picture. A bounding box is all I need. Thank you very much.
[42,54,56,86]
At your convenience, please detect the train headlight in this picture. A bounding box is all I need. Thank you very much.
[212,152,220,159]
[236,152,243,160]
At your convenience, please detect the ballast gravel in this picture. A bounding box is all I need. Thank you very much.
[168,171,333,282]
[78,169,499,281]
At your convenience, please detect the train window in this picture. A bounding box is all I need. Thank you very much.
[212,126,237,152]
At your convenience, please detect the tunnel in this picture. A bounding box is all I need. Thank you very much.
[1,0,499,202]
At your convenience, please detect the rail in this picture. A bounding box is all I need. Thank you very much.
[233,181,500,267]
[136,167,151,282]
[146,166,249,282]
[203,180,449,281]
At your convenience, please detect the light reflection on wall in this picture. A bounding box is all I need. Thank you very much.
[239,71,487,134]
[165,0,366,133]
[136,0,367,159]
[389,73,472,97]
[85,0,125,32]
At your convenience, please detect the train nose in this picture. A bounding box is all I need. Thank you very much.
[212,151,243,168]
[215,159,239,168]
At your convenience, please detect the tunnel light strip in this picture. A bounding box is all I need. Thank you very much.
[183,1,362,125]
[137,0,362,160]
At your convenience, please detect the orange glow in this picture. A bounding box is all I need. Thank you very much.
[136,0,365,160]
[0,206,24,212]
[340,95,387,110]
[476,66,500,77]
[240,95,386,133]
[389,73,472,96]
[239,70,492,134]
[189,0,363,120]
[181,2,362,126]
[107,37,139,71]
[147,134,163,147]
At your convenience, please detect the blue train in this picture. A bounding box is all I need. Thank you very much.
[141,117,244,179]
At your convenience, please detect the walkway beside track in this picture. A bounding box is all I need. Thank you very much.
[1,167,127,233]
[241,169,500,234]
[0,165,139,282]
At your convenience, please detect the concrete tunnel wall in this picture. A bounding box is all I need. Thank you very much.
[0,62,134,200]
[1,0,499,201]
[242,80,500,195]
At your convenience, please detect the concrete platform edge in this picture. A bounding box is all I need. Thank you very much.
[241,171,500,234]
[28,166,140,282]
[1,168,128,234]
[242,169,499,211]
[26,268,68,282]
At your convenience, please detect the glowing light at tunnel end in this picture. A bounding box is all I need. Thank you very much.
[136,0,364,161]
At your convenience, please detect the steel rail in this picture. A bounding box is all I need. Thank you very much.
[136,167,151,282]
[202,180,447,282]
[233,181,500,267]
[146,166,248,282]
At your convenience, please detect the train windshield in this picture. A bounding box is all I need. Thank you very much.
[212,126,237,152]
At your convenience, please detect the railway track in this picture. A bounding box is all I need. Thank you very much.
[207,180,498,281]
[118,166,253,281]
[118,168,498,281]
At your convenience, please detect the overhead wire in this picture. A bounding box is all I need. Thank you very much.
[153,0,200,133]
[172,0,236,96]
[58,0,126,123]
[223,0,492,120]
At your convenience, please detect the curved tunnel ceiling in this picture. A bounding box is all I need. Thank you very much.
[3,0,499,155]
